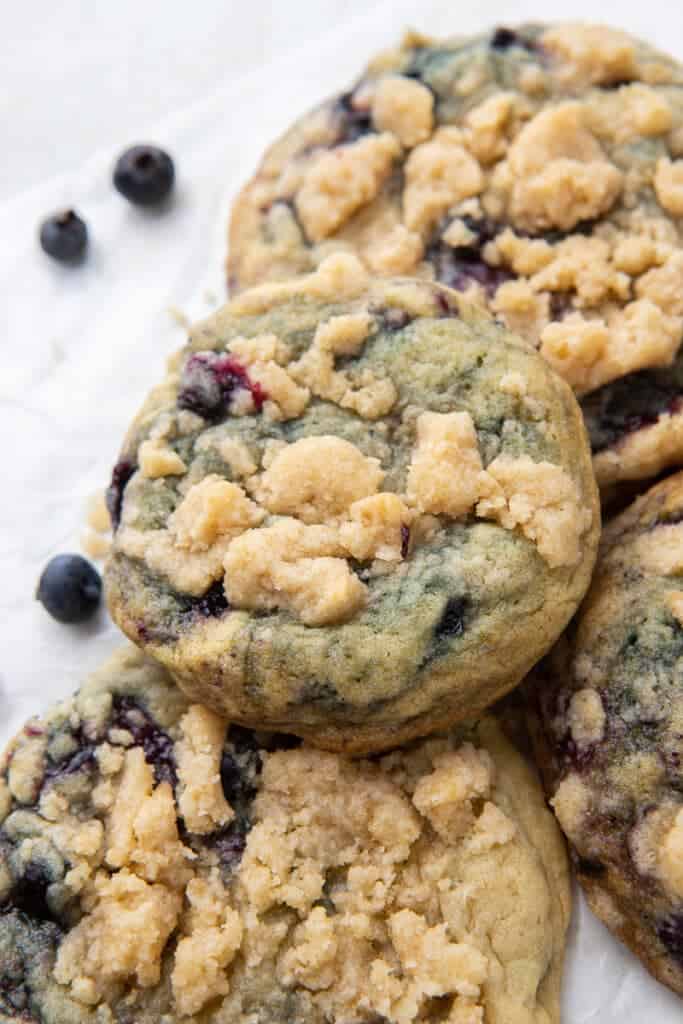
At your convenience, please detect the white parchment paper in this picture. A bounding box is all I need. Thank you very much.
[1,2,682,1019]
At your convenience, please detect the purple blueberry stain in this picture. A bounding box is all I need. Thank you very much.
[427,217,513,298]
[106,458,136,531]
[434,596,469,641]
[582,371,683,454]
[202,737,262,875]
[43,742,97,787]
[5,863,56,925]
[192,580,230,619]
[490,27,540,55]
[206,727,300,874]
[208,826,249,873]
[23,724,45,738]
[178,351,266,420]
[220,750,257,809]
[110,696,176,787]
[490,27,520,50]
[401,524,410,559]
[435,291,461,317]
[333,90,373,145]
[549,292,573,321]
[658,914,683,964]
[575,855,607,878]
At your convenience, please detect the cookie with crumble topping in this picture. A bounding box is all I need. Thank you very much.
[533,469,683,997]
[0,646,571,1024]
[228,22,683,493]
[104,261,599,752]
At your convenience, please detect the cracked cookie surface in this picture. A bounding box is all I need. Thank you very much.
[229,22,683,494]
[0,646,570,1024]
[533,470,683,996]
[105,265,599,752]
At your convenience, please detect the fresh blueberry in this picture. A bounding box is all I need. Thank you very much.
[113,144,175,206]
[36,554,102,624]
[38,209,88,263]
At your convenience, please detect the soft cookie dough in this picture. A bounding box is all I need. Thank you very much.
[105,264,599,752]
[229,23,683,492]
[0,647,571,1024]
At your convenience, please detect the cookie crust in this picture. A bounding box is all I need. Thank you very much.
[229,23,683,492]
[0,647,570,1024]
[105,267,599,752]
[533,470,683,996]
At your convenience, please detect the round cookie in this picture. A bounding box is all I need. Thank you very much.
[533,470,683,996]
[0,646,571,1024]
[229,22,683,492]
[105,262,600,752]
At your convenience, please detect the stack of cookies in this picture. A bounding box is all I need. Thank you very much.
[2,21,683,1022]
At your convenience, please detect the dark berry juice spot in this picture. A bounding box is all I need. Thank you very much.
[491,27,518,50]
[191,580,230,619]
[111,697,176,787]
[199,736,265,874]
[490,27,537,53]
[178,351,266,419]
[557,736,597,774]
[599,79,635,91]
[658,914,683,964]
[38,209,88,264]
[208,826,249,873]
[43,743,96,787]
[106,458,136,531]
[582,370,683,454]
[220,751,258,809]
[540,218,597,244]
[434,596,469,640]
[549,292,573,320]
[435,291,461,317]
[427,217,512,298]
[333,91,373,145]
[7,863,57,925]
[575,856,607,877]
[401,524,410,559]
[36,555,101,624]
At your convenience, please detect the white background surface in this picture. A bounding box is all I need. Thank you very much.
[2,2,683,1020]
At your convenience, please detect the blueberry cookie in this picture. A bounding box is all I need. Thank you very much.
[0,645,571,1023]
[533,470,683,996]
[229,23,683,492]
[105,264,599,752]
